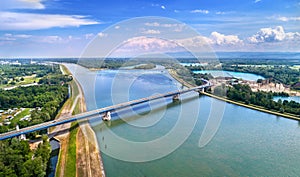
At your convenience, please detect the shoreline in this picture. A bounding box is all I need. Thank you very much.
[72,70,106,177]
[56,64,105,177]
[168,69,300,121]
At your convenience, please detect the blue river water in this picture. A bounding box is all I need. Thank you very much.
[65,64,300,177]
[193,70,265,81]
[273,96,300,103]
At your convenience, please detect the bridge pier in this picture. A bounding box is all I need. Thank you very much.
[16,125,26,140]
[102,111,111,121]
[173,94,180,101]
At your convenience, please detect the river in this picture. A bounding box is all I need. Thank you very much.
[193,70,264,81]
[65,63,300,177]
[273,96,300,103]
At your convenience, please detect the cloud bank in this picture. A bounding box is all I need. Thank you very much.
[0,12,99,30]
[0,0,45,10]
[248,26,300,43]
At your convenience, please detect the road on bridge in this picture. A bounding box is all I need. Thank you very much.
[0,80,211,140]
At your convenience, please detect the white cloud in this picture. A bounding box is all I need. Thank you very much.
[0,33,85,44]
[0,0,45,10]
[14,34,32,38]
[277,16,300,22]
[176,36,211,48]
[216,11,225,15]
[97,32,107,37]
[248,26,287,43]
[161,5,166,10]
[40,35,63,43]
[118,36,179,53]
[210,32,242,45]
[1,33,32,41]
[174,10,179,13]
[190,9,209,14]
[177,32,242,48]
[145,22,160,27]
[115,25,120,29]
[85,33,94,40]
[285,32,300,40]
[142,29,161,34]
[254,0,261,3]
[144,22,185,32]
[0,12,100,30]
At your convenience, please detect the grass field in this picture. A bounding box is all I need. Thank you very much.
[64,122,79,177]
[11,108,31,124]
[0,74,40,89]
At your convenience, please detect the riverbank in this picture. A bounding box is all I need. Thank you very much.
[168,69,300,121]
[54,64,105,177]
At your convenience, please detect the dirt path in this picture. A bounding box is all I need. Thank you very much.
[54,64,105,177]
[75,80,105,177]
[52,66,81,177]
[53,96,76,177]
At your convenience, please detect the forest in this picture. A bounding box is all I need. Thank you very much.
[0,84,69,133]
[0,64,70,177]
[0,136,51,177]
[213,84,300,116]
[0,64,61,86]
[221,65,300,89]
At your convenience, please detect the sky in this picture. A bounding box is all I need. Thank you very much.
[0,0,300,57]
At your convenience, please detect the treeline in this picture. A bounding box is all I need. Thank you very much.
[0,136,51,177]
[0,84,68,133]
[78,58,127,69]
[38,74,72,85]
[186,64,300,89]
[214,84,300,116]
[0,64,70,177]
[0,64,61,84]
[221,65,300,89]
[193,73,214,85]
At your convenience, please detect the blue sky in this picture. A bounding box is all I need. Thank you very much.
[0,0,299,57]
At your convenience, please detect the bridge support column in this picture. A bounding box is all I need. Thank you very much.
[16,125,26,140]
[173,94,180,101]
[197,88,205,95]
[103,111,111,121]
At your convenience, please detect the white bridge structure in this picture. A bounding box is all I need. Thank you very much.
[0,79,211,140]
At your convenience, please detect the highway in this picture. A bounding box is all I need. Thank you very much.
[0,80,210,140]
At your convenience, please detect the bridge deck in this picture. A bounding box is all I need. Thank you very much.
[0,81,210,140]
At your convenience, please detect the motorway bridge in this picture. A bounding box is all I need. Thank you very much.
[0,81,211,140]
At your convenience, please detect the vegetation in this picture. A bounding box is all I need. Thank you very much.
[0,64,61,88]
[185,63,300,89]
[214,84,300,116]
[0,85,68,133]
[134,63,156,69]
[0,63,73,177]
[0,135,51,177]
[65,122,79,177]
[221,65,300,89]
[38,74,72,85]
